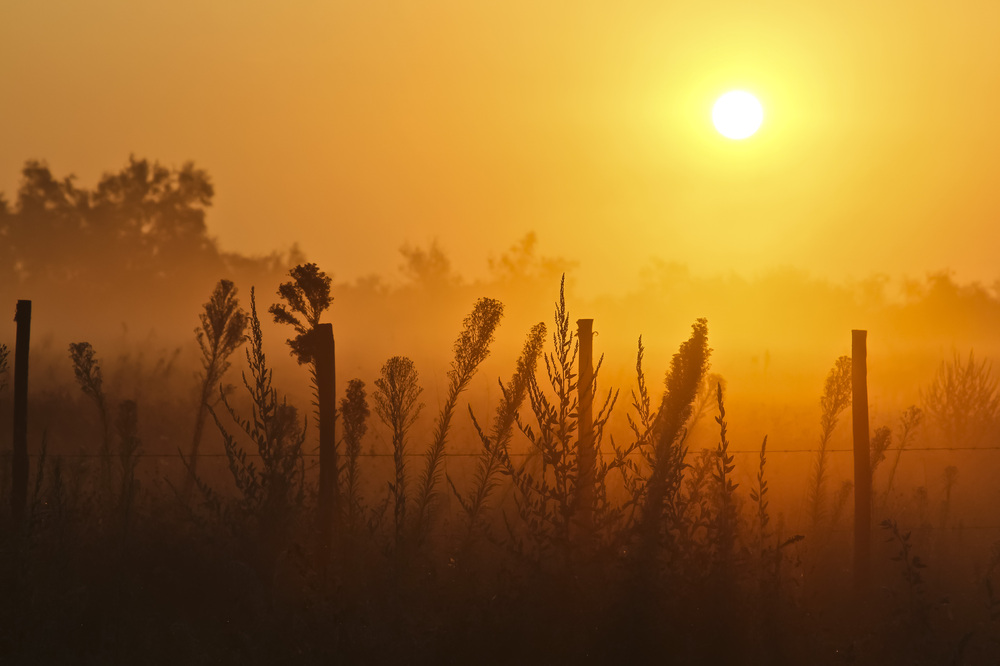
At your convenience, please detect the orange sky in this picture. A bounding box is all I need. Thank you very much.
[3,0,1000,295]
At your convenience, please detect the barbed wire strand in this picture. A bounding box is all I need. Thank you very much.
[14,444,1000,459]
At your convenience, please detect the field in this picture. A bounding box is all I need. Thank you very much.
[3,264,1000,665]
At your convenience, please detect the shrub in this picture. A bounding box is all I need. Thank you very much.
[922,350,999,448]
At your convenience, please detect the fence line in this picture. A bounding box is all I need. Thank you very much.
[13,446,1000,530]
[15,445,1000,459]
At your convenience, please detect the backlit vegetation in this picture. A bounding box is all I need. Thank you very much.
[2,198,1000,661]
[3,271,997,664]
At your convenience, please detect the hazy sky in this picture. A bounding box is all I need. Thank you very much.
[3,0,999,294]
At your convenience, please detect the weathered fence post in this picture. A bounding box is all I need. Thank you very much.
[315,323,338,565]
[852,329,872,590]
[12,300,31,528]
[576,318,595,538]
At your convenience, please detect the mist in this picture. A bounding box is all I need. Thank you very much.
[3,156,1000,662]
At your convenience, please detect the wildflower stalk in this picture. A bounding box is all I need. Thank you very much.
[184,279,247,501]
[640,318,710,550]
[69,342,113,505]
[712,382,738,563]
[808,355,851,529]
[413,297,504,544]
[450,322,545,542]
[373,356,423,547]
[340,378,370,533]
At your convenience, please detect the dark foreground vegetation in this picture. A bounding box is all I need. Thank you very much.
[2,272,1000,665]
[2,159,1000,664]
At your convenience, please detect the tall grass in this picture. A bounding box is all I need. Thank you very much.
[882,517,931,630]
[750,435,769,550]
[616,337,656,527]
[413,296,503,544]
[807,355,851,530]
[712,382,738,564]
[869,425,892,477]
[638,317,710,555]
[69,341,113,503]
[450,321,545,544]
[115,399,141,533]
[883,405,923,505]
[372,355,423,548]
[183,279,247,500]
[0,343,9,393]
[340,378,370,534]
[4,274,998,663]
[208,288,306,574]
[507,278,617,559]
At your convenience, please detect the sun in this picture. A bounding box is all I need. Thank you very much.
[712,91,763,140]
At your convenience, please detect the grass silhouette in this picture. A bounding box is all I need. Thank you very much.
[1,274,999,664]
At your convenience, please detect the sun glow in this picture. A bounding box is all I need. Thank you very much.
[712,91,763,140]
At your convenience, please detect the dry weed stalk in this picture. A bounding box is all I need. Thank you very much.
[0,343,9,393]
[882,517,931,629]
[807,355,851,529]
[639,318,711,552]
[884,405,923,503]
[269,262,334,366]
[372,355,423,547]
[69,341,113,504]
[340,378,370,533]
[209,288,306,563]
[508,278,617,557]
[184,279,247,499]
[450,322,545,542]
[750,436,769,548]
[869,425,892,477]
[413,297,504,544]
[712,383,738,562]
[116,399,141,532]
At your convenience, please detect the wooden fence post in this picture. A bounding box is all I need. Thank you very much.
[315,324,338,565]
[12,300,31,528]
[576,318,595,538]
[852,329,872,590]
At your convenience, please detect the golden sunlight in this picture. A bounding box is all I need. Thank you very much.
[712,91,763,140]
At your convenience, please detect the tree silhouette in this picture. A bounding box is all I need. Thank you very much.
[399,239,458,289]
[89,156,215,278]
[2,157,219,289]
[0,157,300,327]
